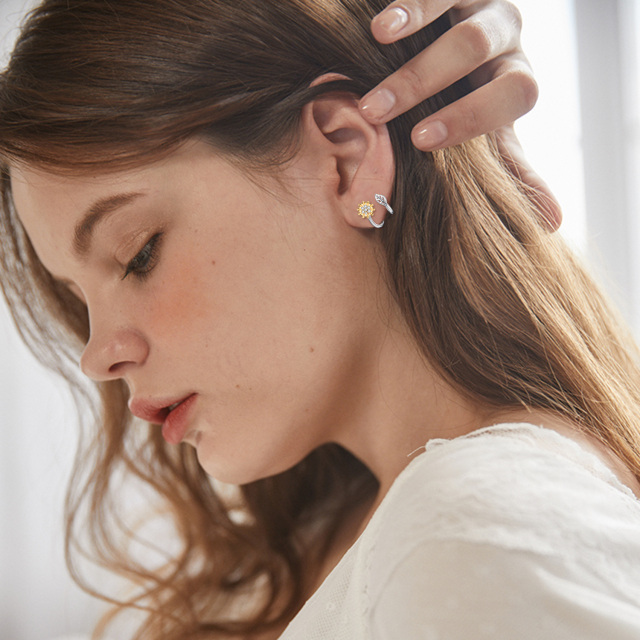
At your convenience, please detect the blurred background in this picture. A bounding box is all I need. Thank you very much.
[1,0,639,638]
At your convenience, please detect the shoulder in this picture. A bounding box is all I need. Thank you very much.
[364,423,640,636]
[368,537,640,639]
[372,422,640,554]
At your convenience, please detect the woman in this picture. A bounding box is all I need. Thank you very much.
[2,1,637,639]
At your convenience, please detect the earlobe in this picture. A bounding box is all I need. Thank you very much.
[303,75,395,230]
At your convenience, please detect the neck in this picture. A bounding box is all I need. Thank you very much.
[328,306,493,499]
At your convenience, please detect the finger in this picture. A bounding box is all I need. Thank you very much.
[449,0,522,29]
[495,126,563,231]
[371,0,460,45]
[361,10,520,124]
[410,57,538,149]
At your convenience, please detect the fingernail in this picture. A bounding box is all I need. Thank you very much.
[360,88,397,121]
[414,121,449,149]
[377,7,409,36]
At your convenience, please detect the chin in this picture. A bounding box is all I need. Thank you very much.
[193,434,305,486]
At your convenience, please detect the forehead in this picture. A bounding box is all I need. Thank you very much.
[8,142,216,268]
[10,162,146,269]
[9,139,214,220]
[11,164,126,214]
[10,162,146,223]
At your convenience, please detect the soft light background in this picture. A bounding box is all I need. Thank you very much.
[0,0,637,638]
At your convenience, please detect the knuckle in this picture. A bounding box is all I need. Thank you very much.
[459,20,494,65]
[394,63,427,103]
[498,0,522,33]
[502,0,523,33]
[457,103,481,140]
[510,70,539,113]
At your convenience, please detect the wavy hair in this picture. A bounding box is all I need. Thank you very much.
[2,0,640,637]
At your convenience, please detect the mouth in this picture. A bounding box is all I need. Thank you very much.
[128,394,198,444]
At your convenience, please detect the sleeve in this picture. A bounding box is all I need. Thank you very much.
[369,539,640,640]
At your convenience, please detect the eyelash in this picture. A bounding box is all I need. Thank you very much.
[123,232,163,281]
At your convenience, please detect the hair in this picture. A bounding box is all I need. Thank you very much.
[2,0,640,637]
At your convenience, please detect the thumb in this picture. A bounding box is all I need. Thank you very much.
[496,125,562,232]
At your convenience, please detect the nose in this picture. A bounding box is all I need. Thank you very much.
[80,324,149,382]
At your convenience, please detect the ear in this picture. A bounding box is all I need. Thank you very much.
[299,74,395,229]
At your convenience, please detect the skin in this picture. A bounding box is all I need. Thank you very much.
[0,2,609,635]
[13,92,635,510]
[11,95,493,498]
[366,0,562,229]
[6,0,562,489]
[10,77,640,639]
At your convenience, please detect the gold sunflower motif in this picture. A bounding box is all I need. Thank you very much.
[358,201,375,219]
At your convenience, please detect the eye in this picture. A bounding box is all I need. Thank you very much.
[123,232,163,281]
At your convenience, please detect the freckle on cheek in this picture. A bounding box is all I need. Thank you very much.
[309,346,315,353]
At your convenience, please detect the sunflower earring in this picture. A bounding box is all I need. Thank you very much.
[357,194,394,228]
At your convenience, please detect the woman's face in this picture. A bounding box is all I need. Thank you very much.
[11,140,384,483]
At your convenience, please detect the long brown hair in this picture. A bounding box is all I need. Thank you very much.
[2,0,640,638]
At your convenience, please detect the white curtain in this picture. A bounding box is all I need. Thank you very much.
[0,0,636,638]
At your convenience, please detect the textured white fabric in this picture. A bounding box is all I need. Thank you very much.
[279,423,640,639]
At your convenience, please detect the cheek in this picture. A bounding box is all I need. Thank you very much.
[135,224,351,394]
[137,248,271,366]
[140,256,217,343]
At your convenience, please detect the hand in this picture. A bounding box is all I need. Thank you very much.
[360,0,562,230]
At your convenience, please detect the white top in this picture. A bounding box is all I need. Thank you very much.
[279,422,640,639]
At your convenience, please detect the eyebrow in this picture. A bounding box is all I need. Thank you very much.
[73,191,146,256]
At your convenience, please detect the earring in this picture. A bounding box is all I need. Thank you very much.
[357,194,394,228]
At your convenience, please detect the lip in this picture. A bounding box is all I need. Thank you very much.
[128,393,198,444]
